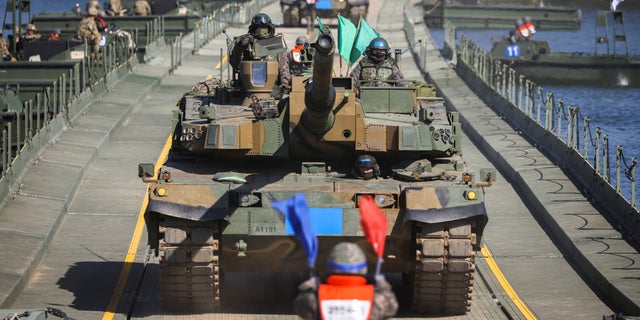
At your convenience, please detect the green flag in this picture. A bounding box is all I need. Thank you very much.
[349,18,381,66]
[337,15,357,63]
[317,17,324,37]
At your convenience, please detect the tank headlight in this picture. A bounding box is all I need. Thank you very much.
[464,190,477,200]
[155,187,167,197]
[376,195,386,205]
[237,193,260,207]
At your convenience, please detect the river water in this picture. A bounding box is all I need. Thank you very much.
[428,1,640,205]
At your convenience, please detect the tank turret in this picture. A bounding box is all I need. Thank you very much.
[302,31,336,135]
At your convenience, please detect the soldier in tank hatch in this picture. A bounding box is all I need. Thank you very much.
[350,37,405,95]
[229,13,279,72]
[293,242,398,320]
[277,35,312,90]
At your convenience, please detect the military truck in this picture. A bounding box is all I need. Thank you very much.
[139,27,494,314]
[280,0,368,27]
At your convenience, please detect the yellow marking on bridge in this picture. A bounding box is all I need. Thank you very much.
[101,134,173,320]
[482,244,538,320]
[215,55,228,69]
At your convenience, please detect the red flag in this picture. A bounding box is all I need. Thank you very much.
[358,195,387,258]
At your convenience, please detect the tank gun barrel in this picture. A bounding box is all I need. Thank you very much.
[303,30,336,135]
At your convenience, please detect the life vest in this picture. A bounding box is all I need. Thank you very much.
[524,21,536,36]
[517,24,530,38]
[291,44,303,63]
[359,57,396,87]
[318,275,374,320]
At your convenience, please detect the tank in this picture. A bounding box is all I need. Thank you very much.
[139,27,495,315]
[280,0,368,27]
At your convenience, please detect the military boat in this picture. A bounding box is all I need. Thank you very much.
[423,0,581,29]
[489,10,640,87]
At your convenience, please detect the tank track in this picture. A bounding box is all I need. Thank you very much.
[158,217,221,312]
[412,219,477,315]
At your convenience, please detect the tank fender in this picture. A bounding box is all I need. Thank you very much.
[147,198,231,222]
[404,202,487,226]
[347,0,369,6]
[404,202,488,246]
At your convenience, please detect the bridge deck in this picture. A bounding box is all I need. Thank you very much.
[1,0,637,319]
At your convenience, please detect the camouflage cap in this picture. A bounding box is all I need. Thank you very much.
[327,242,367,275]
[88,7,98,16]
[26,23,36,31]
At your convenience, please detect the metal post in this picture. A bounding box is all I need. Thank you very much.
[616,146,622,193]
[583,117,590,159]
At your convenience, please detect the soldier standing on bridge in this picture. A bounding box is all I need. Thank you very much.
[134,0,152,16]
[293,242,398,320]
[350,37,404,95]
[76,7,102,57]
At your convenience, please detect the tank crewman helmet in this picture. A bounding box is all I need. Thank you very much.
[355,154,380,180]
[249,13,275,39]
[367,37,390,62]
[327,243,368,275]
[295,36,308,47]
[26,23,37,32]
[88,7,99,16]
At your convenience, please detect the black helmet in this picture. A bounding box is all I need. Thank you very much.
[249,13,274,39]
[251,13,272,27]
[327,243,367,275]
[355,155,380,180]
[367,38,390,62]
[368,38,390,50]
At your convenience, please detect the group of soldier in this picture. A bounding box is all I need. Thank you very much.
[230,13,402,320]
[230,13,404,98]
[0,0,152,61]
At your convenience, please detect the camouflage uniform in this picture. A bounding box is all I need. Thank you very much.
[21,24,42,42]
[0,36,11,60]
[76,9,102,57]
[350,55,404,91]
[134,0,152,16]
[107,0,126,16]
[86,0,105,16]
[293,243,398,320]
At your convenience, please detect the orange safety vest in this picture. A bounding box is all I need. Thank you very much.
[318,275,374,320]
[524,21,536,35]
[517,24,530,38]
[291,44,304,63]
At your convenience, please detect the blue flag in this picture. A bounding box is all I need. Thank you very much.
[272,193,318,268]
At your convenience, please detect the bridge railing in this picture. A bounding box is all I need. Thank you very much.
[1,0,277,198]
[440,21,639,244]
